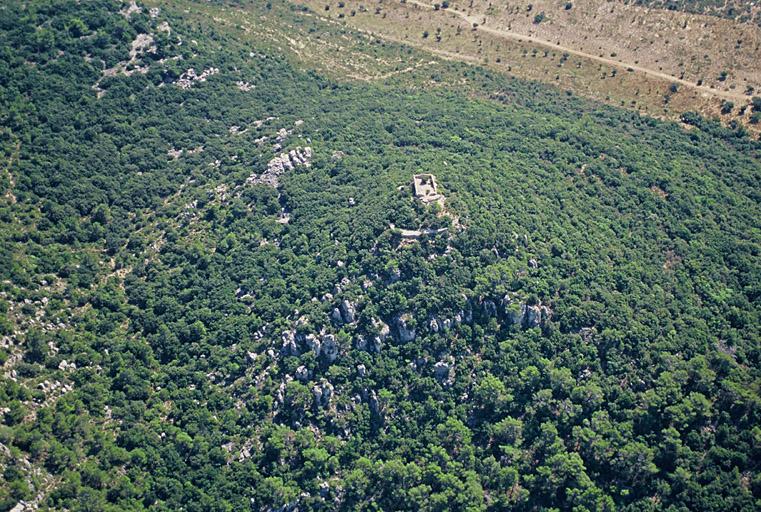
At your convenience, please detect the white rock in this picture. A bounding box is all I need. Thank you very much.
[295,366,310,382]
[396,314,416,343]
[305,334,321,356]
[321,334,339,363]
[340,299,356,323]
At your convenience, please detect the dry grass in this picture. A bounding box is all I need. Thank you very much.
[296,0,761,134]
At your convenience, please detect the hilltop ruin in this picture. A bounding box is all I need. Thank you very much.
[412,173,444,206]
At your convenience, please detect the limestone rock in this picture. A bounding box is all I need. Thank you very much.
[281,330,299,356]
[58,359,76,371]
[370,318,390,351]
[387,267,401,283]
[340,299,356,323]
[313,380,334,408]
[321,334,339,363]
[434,357,455,385]
[526,304,549,328]
[295,365,310,382]
[176,67,219,89]
[373,318,390,340]
[395,314,416,343]
[247,147,312,188]
[305,333,321,356]
[482,299,497,318]
[369,389,384,425]
[501,294,528,327]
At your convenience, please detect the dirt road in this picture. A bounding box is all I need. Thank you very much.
[406,0,750,102]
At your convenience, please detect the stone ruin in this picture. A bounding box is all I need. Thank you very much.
[412,173,444,205]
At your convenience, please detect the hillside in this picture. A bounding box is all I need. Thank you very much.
[0,1,760,511]
[298,0,761,134]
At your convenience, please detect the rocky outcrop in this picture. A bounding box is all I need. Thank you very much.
[305,333,321,356]
[246,147,312,188]
[313,380,334,408]
[502,294,527,327]
[395,314,416,343]
[176,67,219,89]
[321,334,339,363]
[524,303,552,329]
[339,299,356,324]
[499,294,554,329]
[281,330,299,356]
[434,357,455,385]
[526,305,543,328]
[369,318,390,351]
[295,365,310,382]
[482,299,497,318]
[58,359,76,371]
[369,389,385,426]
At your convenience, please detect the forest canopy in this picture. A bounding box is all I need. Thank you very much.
[0,1,759,511]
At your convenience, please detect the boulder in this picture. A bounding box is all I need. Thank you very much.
[305,333,321,356]
[482,299,497,318]
[248,147,312,188]
[369,389,384,424]
[434,358,455,385]
[312,380,334,408]
[526,305,543,328]
[373,318,390,340]
[295,365,310,382]
[371,318,390,350]
[387,267,401,283]
[340,299,356,323]
[501,294,527,327]
[321,334,339,363]
[281,330,299,356]
[395,314,416,343]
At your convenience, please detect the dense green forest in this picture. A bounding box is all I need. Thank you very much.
[0,1,759,511]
